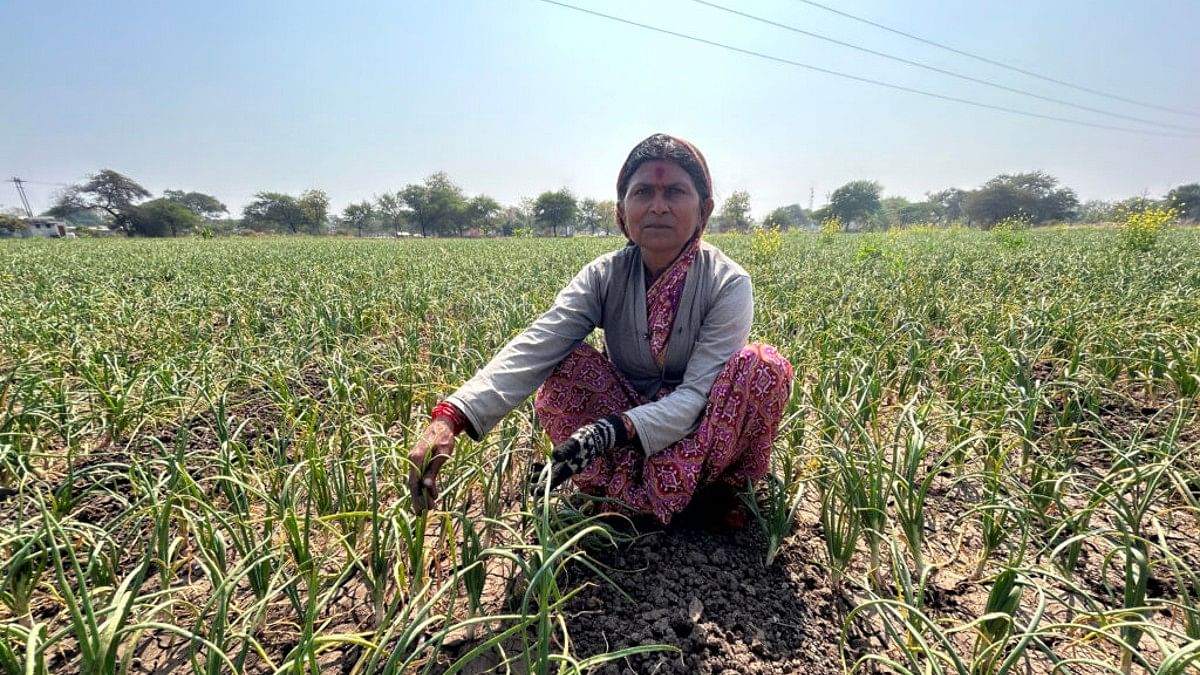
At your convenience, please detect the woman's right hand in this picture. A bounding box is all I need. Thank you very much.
[406,418,457,515]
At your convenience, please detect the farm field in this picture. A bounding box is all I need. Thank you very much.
[2,228,1199,674]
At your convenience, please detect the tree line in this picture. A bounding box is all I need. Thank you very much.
[19,168,1199,238]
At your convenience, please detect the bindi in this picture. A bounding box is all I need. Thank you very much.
[654,166,665,180]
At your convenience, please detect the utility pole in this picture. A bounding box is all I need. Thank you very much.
[10,178,33,217]
[808,186,814,211]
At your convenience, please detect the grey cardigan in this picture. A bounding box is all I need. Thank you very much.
[446,240,752,455]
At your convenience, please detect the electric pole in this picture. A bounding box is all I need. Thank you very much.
[10,178,33,217]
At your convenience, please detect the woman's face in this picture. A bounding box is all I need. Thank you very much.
[618,160,714,260]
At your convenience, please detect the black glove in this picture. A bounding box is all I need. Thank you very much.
[531,414,629,493]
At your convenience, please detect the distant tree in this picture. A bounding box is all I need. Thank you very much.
[133,198,201,237]
[298,189,330,234]
[163,190,227,220]
[1167,183,1200,221]
[342,201,376,237]
[243,192,306,234]
[880,196,911,228]
[595,199,617,235]
[576,198,618,236]
[578,197,603,235]
[963,184,1037,227]
[48,169,151,234]
[762,204,810,231]
[0,212,23,234]
[426,172,467,236]
[398,185,432,237]
[877,196,938,227]
[928,188,967,223]
[466,195,501,234]
[965,172,1078,226]
[534,189,577,237]
[375,193,407,234]
[400,172,466,236]
[717,190,752,233]
[827,180,882,230]
[1078,199,1117,224]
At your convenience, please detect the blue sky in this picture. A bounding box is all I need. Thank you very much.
[3,0,1198,217]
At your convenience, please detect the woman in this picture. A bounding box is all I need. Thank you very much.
[407,134,793,525]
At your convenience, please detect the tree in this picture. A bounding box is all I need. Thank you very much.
[717,190,752,233]
[1167,183,1200,221]
[962,184,1037,227]
[928,188,967,223]
[375,193,407,235]
[399,172,466,237]
[425,172,467,236]
[500,200,534,236]
[827,180,882,230]
[0,213,23,234]
[298,189,330,234]
[965,172,1078,225]
[242,192,306,233]
[763,205,804,231]
[133,198,201,237]
[342,201,376,237]
[578,197,603,235]
[1078,200,1117,224]
[534,189,577,237]
[163,190,227,220]
[876,195,938,228]
[465,195,501,235]
[398,185,433,237]
[48,169,151,234]
[576,198,618,236]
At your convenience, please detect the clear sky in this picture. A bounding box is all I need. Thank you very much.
[3,0,1198,217]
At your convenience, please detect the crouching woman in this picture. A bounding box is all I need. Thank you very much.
[407,133,793,525]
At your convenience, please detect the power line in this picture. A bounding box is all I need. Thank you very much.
[788,0,1200,120]
[690,0,1196,134]
[532,0,1194,138]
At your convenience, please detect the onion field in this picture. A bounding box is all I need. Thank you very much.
[2,228,1199,674]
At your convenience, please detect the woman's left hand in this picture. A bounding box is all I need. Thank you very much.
[531,414,631,492]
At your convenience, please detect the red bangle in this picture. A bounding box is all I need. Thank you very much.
[432,401,468,435]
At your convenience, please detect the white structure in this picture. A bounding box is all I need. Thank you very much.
[23,217,75,238]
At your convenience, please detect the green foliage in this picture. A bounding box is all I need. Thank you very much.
[762,204,811,231]
[298,189,330,233]
[242,192,308,234]
[1166,183,1200,221]
[133,198,201,237]
[0,213,23,234]
[341,200,377,237]
[533,188,577,236]
[965,171,1078,226]
[2,231,1199,673]
[717,190,752,233]
[827,180,882,229]
[991,214,1031,249]
[163,190,227,219]
[577,197,616,236]
[48,169,152,234]
[397,172,468,237]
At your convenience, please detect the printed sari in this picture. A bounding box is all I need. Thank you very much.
[533,239,793,524]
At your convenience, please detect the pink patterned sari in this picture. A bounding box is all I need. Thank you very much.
[533,239,793,524]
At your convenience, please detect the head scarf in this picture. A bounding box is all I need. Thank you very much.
[615,133,713,240]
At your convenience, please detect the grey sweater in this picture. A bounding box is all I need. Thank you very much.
[446,241,752,455]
